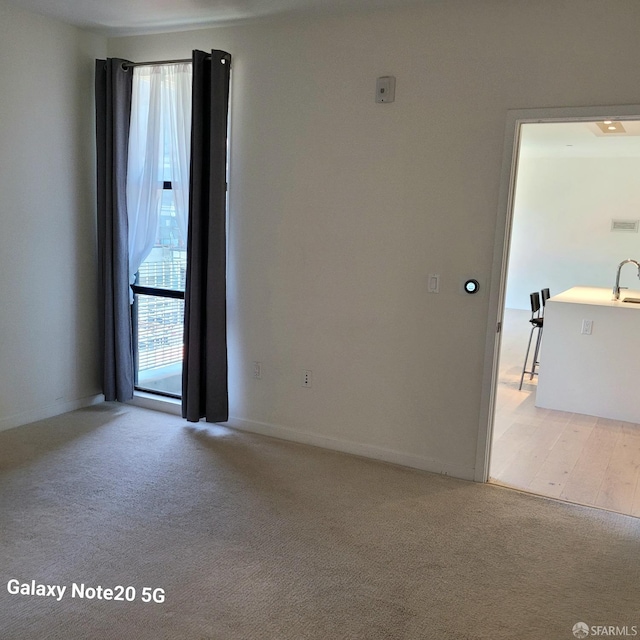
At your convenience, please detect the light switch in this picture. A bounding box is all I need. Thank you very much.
[428,274,440,293]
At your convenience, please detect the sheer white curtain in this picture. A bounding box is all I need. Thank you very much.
[126,63,192,297]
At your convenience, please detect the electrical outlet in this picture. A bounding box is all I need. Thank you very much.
[302,370,312,388]
[581,320,593,335]
[427,274,440,293]
[253,361,262,379]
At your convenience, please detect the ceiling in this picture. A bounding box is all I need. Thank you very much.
[5,0,428,36]
[520,121,640,159]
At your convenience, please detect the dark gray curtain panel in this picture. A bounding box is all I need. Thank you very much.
[182,50,231,422]
[95,59,134,402]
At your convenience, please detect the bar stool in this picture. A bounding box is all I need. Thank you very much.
[541,287,550,308]
[518,291,545,390]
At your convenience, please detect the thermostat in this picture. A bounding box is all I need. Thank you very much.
[376,76,396,103]
[464,279,480,294]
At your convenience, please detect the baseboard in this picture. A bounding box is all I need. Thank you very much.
[226,416,475,481]
[0,394,474,479]
[0,393,105,433]
[30,391,471,480]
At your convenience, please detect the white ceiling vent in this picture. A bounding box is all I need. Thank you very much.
[611,219,639,232]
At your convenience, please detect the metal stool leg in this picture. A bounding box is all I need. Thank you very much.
[519,324,536,390]
[530,325,543,379]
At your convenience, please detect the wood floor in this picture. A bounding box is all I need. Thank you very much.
[490,308,640,518]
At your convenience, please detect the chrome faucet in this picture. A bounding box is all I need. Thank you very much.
[613,258,640,300]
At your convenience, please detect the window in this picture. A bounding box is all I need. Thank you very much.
[127,63,192,398]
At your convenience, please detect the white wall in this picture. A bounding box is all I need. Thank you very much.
[0,1,106,430]
[506,156,640,310]
[108,0,640,479]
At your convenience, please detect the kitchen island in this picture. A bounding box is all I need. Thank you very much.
[536,286,640,423]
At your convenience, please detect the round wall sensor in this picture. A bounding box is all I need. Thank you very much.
[464,279,480,294]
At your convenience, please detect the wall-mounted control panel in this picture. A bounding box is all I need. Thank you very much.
[464,278,480,294]
[376,76,396,103]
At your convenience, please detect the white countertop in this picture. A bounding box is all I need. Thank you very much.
[549,286,640,309]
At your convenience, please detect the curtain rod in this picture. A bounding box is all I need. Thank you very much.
[122,58,194,69]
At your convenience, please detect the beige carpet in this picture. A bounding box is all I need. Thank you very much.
[0,403,639,639]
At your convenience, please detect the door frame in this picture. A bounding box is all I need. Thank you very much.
[474,103,640,483]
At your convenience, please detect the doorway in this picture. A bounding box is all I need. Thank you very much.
[477,106,640,518]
